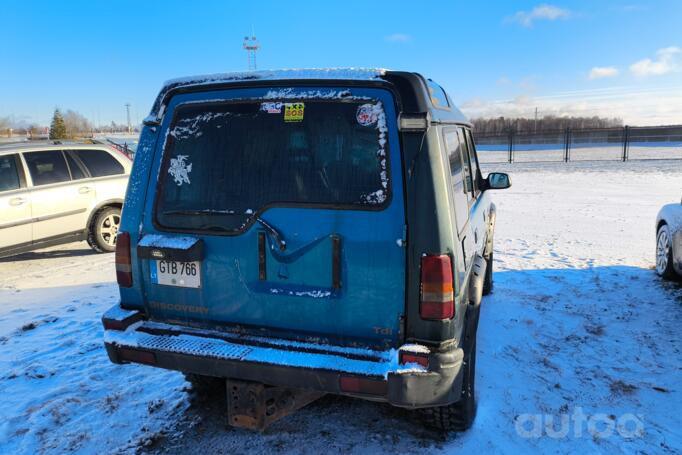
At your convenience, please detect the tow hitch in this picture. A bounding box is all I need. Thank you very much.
[226,379,324,431]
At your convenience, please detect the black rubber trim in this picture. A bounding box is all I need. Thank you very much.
[13,154,27,188]
[258,231,266,280]
[331,235,341,289]
[137,238,204,262]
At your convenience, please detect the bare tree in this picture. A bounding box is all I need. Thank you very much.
[0,116,10,131]
[62,110,93,138]
[472,115,623,135]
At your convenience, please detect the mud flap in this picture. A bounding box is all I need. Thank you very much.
[226,379,325,431]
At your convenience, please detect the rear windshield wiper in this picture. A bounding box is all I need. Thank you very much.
[160,209,286,251]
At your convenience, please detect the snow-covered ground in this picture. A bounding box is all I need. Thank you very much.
[0,247,188,453]
[0,160,681,454]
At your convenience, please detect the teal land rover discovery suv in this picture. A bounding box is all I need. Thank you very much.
[102,69,510,431]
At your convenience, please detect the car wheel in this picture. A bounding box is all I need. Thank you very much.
[88,207,121,253]
[482,251,493,295]
[419,338,477,432]
[656,224,676,279]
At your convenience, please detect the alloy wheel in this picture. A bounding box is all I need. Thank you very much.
[100,213,121,247]
[656,229,670,275]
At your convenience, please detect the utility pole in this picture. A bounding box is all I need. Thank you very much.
[125,103,131,133]
[534,107,538,133]
[243,34,260,71]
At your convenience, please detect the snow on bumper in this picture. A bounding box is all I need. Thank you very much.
[105,322,403,378]
[102,305,464,407]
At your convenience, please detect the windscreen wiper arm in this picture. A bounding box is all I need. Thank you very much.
[160,210,286,251]
[255,216,287,251]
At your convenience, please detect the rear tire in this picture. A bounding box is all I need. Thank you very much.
[656,224,677,279]
[418,339,477,432]
[482,251,493,295]
[87,207,121,253]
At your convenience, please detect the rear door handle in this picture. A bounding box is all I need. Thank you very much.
[9,197,27,206]
[78,186,92,194]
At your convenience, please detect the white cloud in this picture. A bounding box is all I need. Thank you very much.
[384,33,411,43]
[507,4,571,27]
[459,85,682,125]
[589,66,619,80]
[630,46,681,77]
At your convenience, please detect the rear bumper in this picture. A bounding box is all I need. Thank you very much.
[102,305,465,408]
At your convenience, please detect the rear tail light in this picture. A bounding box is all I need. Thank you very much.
[420,255,454,320]
[115,232,133,288]
[399,351,429,368]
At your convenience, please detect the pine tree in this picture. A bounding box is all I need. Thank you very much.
[49,108,67,140]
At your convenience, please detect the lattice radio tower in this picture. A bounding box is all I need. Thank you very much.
[243,34,260,71]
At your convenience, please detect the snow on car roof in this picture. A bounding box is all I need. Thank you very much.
[146,68,389,122]
[162,68,388,88]
[0,141,117,154]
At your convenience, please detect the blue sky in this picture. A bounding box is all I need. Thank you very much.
[1,0,681,126]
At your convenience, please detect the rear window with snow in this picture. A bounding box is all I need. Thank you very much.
[156,98,391,232]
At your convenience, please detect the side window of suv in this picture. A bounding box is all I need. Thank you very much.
[427,80,451,110]
[444,130,469,234]
[64,152,88,180]
[0,154,22,192]
[73,149,124,177]
[456,129,474,203]
[463,128,481,197]
[24,150,71,186]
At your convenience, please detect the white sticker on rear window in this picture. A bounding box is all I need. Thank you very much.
[168,155,192,186]
[261,102,282,114]
[356,103,378,126]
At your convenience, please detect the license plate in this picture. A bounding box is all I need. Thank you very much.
[150,260,201,288]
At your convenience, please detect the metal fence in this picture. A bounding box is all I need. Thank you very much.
[104,138,136,159]
[474,125,682,164]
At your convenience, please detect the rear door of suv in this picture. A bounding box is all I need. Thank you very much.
[138,86,406,349]
[443,128,476,288]
[461,128,488,257]
[23,149,96,242]
[68,148,128,202]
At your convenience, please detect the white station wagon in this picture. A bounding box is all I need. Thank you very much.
[656,198,682,280]
[0,143,131,257]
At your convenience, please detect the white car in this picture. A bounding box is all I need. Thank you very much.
[656,199,682,280]
[0,143,131,257]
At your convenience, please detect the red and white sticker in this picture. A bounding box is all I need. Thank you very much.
[260,102,282,114]
[356,104,378,126]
